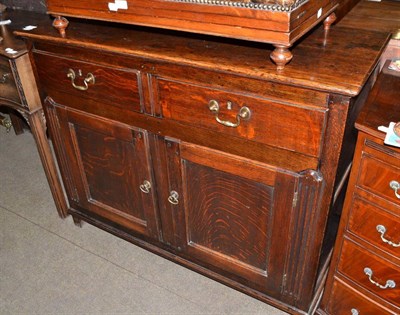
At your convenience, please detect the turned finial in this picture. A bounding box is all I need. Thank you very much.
[323,12,337,31]
[270,45,293,71]
[52,15,69,38]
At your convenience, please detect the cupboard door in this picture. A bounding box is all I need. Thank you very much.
[45,98,160,239]
[157,138,301,297]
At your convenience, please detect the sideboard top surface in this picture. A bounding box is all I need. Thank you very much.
[13,9,389,96]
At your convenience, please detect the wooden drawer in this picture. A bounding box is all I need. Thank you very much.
[33,52,142,113]
[0,57,19,104]
[157,78,327,158]
[348,196,400,259]
[327,278,394,315]
[338,239,400,307]
[358,152,400,207]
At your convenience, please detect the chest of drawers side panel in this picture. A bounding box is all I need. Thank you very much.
[319,68,400,314]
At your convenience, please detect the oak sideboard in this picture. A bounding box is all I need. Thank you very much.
[15,10,389,314]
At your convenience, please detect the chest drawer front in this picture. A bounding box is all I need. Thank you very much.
[0,57,19,104]
[34,52,142,113]
[358,154,400,207]
[348,197,400,258]
[327,278,395,315]
[338,239,400,307]
[157,78,326,158]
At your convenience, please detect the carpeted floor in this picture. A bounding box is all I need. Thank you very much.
[0,126,288,315]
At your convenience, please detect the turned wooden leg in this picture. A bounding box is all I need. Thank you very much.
[73,216,83,227]
[270,45,293,71]
[323,12,337,31]
[52,15,69,38]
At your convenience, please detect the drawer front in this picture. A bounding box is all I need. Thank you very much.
[157,78,326,158]
[34,52,142,113]
[348,196,400,259]
[358,154,400,207]
[327,278,394,315]
[0,57,20,104]
[338,239,400,307]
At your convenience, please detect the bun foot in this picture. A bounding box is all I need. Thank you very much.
[52,15,69,38]
[323,12,337,31]
[270,45,293,71]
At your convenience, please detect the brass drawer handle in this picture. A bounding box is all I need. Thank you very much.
[139,180,152,194]
[67,68,95,91]
[351,309,359,315]
[376,225,400,247]
[389,180,400,199]
[363,267,396,289]
[0,73,10,83]
[208,100,251,128]
[168,190,179,205]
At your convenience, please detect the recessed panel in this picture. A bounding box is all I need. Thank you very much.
[185,160,273,271]
[73,124,145,221]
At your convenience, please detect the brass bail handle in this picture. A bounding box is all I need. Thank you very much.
[376,224,400,247]
[208,100,251,128]
[67,68,95,91]
[363,267,396,289]
[389,180,400,199]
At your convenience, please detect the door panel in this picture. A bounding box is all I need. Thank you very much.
[159,139,299,296]
[184,160,273,273]
[45,98,159,239]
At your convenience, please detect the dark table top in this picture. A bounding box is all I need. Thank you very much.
[0,10,53,58]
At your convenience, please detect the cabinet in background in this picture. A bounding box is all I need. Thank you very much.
[0,10,67,217]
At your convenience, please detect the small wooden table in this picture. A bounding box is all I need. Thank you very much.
[0,9,67,218]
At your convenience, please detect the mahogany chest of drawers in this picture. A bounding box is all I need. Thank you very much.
[318,65,400,314]
[16,12,388,314]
